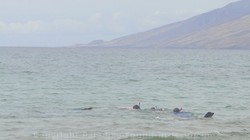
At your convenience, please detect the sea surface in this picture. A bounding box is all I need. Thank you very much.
[0,47,250,140]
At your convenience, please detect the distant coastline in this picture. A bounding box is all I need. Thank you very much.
[79,0,250,49]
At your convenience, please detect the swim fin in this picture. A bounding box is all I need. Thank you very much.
[204,112,214,118]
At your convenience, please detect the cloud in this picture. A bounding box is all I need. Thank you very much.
[0,19,88,35]
[48,19,86,32]
[0,21,42,34]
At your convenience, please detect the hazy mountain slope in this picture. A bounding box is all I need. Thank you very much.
[159,15,250,49]
[85,0,250,49]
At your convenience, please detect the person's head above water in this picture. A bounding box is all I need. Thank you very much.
[151,107,156,110]
[151,106,163,111]
[173,107,182,113]
[133,105,140,109]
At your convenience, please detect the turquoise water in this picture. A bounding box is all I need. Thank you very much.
[0,48,250,140]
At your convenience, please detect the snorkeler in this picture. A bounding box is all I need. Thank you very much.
[173,107,214,118]
[151,106,164,111]
[173,107,182,113]
[133,102,141,109]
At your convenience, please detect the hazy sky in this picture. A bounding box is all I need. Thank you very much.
[0,0,238,47]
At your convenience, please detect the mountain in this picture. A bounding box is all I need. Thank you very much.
[84,0,250,49]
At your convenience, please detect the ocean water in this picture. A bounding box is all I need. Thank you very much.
[0,47,250,140]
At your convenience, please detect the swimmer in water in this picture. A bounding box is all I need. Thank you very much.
[173,107,182,113]
[173,107,214,118]
[133,102,141,109]
[151,106,163,111]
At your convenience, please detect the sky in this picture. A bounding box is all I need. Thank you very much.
[0,0,238,47]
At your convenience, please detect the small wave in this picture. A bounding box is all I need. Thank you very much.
[0,99,7,102]
[224,105,232,108]
[128,79,140,82]
[218,131,250,140]
[51,92,59,95]
[156,78,168,81]
[120,136,177,140]
[21,70,37,74]
[120,130,250,140]
[0,115,18,119]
